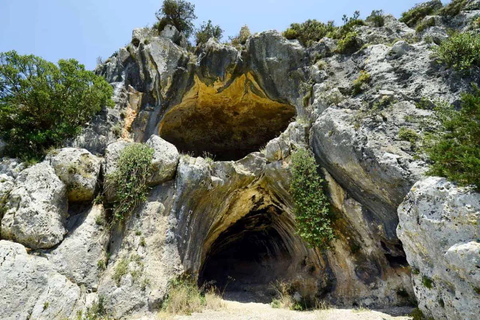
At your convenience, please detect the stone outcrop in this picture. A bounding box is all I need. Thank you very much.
[47,148,102,202]
[1,162,67,249]
[145,134,180,185]
[398,177,480,320]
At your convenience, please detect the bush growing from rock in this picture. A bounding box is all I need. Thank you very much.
[195,20,223,46]
[399,0,442,28]
[105,144,154,222]
[352,70,371,95]
[439,0,468,16]
[423,86,480,190]
[434,32,480,72]
[367,10,385,27]
[155,0,196,37]
[283,20,336,47]
[229,25,251,47]
[336,31,361,54]
[290,148,334,249]
[0,51,114,160]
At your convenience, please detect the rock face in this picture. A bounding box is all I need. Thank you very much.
[47,148,102,202]
[398,177,480,320]
[0,240,84,320]
[1,162,67,249]
[2,4,480,319]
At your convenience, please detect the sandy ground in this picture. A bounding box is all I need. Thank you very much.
[167,298,413,320]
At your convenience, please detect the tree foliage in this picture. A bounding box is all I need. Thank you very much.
[399,0,442,27]
[290,148,334,249]
[0,51,114,160]
[283,20,336,47]
[195,20,223,46]
[424,86,480,190]
[155,0,197,38]
[105,144,154,222]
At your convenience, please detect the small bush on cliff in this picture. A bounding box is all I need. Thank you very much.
[290,148,334,249]
[439,0,468,16]
[367,10,385,27]
[0,51,114,160]
[195,20,223,46]
[434,32,480,73]
[423,86,480,190]
[352,71,371,95]
[105,144,154,222]
[155,0,197,37]
[229,25,251,47]
[399,1,442,28]
[283,20,336,47]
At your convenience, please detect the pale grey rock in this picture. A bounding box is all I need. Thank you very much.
[0,158,25,178]
[0,240,84,320]
[160,24,188,48]
[398,177,480,320]
[104,140,132,177]
[145,135,179,185]
[47,205,109,290]
[389,41,411,58]
[47,148,102,202]
[264,121,308,162]
[1,162,67,249]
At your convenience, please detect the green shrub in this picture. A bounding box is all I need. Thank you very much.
[422,276,434,289]
[105,144,154,222]
[423,86,480,190]
[399,127,420,144]
[416,17,436,32]
[0,51,114,161]
[439,0,468,16]
[195,20,223,46]
[367,10,385,27]
[229,25,251,47]
[336,31,361,54]
[283,20,336,47]
[352,71,371,95]
[434,32,480,72]
[399,1,442,27]
[155,0,197,37]
[290,148,334,249]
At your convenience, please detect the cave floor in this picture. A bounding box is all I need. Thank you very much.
[163,294,413,320]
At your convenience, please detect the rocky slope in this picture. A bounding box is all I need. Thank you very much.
[1,3,480,320]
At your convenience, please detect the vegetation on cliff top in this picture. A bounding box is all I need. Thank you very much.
[155,0,197,38]
[290,148,334,249]
[0,50,114,161]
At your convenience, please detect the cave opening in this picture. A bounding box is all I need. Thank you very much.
[158,74,296,161]
[198,206,295,300]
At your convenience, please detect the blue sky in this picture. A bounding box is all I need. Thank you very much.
[0,0,451,70]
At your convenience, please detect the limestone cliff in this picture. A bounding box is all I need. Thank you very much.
[1,4,480,320]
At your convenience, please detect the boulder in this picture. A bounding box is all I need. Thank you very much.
[47,148,102,202]
[398,177,480,320]
[145,135,179,185]
[0,240,83,320]
[1,162,67,249]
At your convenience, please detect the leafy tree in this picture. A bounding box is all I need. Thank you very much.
[367,10,385,27]
[0,51,114,160]
[155,0,197,38]
[105,144,154,222]
[424,86,480,190]
[195,20,223,46]
[290,148,334,249]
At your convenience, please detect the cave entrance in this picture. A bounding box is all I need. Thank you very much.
[158,74,296,161]
[199,206,295,301]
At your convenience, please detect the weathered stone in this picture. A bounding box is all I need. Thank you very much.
[1,162,67,249]
[398,177,480,320]
[160,24,188,48]
[0,240,83,320]
[145,135,179,185]
[47,205,109,290]
[47,148,102,202]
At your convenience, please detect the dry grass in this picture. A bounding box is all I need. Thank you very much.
[158,279,223,318]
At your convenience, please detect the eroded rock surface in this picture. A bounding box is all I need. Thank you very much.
[398,177,480,320]
[1,162,67,249]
